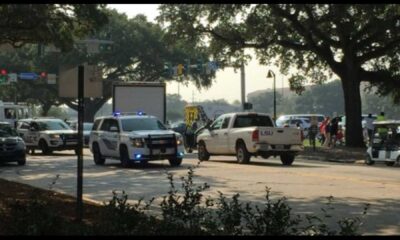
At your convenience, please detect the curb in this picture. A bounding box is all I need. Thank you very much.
[299,155,364,164]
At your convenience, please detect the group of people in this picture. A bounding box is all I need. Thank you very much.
[319,116,344,148]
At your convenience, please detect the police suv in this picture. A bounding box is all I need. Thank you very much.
[16,118,78,155]
[89,112,185,167]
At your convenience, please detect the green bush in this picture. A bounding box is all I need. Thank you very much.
[0,166,369,235]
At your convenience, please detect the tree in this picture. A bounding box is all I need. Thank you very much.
[0,4,108,51]
[0,9,216,121]
[248,91,283,115]
[167,94,187,121]
[158,4,400,147]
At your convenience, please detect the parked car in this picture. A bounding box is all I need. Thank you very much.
[16,118,78,155]
[280,117,311,137]
[0,122,26,165]
[171,121,186,134]
[68,121,94,147]
[276,114,325,127]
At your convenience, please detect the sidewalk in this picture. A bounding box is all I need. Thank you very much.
[299,146,366,164]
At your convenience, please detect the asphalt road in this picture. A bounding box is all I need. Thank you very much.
[0,149,399,235]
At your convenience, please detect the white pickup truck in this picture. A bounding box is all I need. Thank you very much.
[196,112,304,165]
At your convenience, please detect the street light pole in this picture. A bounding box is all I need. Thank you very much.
[267,70,276,121]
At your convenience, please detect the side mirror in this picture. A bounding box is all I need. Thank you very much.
[109,126,119,132]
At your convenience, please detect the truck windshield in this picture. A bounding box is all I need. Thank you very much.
[37,120,72,131]
[121,118,167,132]
[233,115,274,128]
[0,124,18,137]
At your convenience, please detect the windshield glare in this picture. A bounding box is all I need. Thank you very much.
[38,120,71,131]
[0,124,18,137]
[121,118,166,132]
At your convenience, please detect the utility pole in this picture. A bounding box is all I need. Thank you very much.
[240,62,246,111]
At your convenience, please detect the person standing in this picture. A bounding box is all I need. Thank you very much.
[365,113,375,145]
[329,117,339,147]
[323,117,331,147]
[376,112,388,140]
[319,116,328,145]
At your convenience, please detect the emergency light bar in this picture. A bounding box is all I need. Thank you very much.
[112,111,147,117]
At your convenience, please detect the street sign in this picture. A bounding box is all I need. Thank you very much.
[47,73,57,84]
[19,72,38,80]
[59,63,103,98]
[8,73,17,83]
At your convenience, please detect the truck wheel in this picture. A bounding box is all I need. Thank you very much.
[365,155,375,165]
[198,141,210,161]
[39,140,52,155]
[236,142,250,164]
[120,146,131,168]
[169,157,182,167]
[385,161,395,166]
[17,155,26,166]
[92,143,105,165]
[280,154,295,166]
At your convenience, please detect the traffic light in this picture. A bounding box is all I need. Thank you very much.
[39,72,47,81]
[177,64,184,75]
[0,69,8,84]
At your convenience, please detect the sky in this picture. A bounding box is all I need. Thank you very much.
[108,4,290,104]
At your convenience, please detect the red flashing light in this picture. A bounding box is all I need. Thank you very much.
[40,72,47,78]
[1,69,7,75]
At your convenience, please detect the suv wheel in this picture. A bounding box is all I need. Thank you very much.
[168,157,182,167]
[92,143,105,165]
[385,161,395,166]
[120,146,131,168]
[39,139,52,155]
[365,155,375,165]
[17,155,26,166]
[280,154,295,166]
[236,142,250,164]
[198,141,210,161]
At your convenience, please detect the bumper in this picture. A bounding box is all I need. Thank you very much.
[253,143,304,155]
[0,149,26,162]
[127,145,185,161]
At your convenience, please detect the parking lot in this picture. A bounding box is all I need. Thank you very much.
[0,149,399,235]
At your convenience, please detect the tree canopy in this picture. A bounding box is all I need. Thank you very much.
[0,4,108,51]
[158,4,400,147]
[0,8,217,121]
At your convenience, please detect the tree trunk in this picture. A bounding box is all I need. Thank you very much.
[341,75,365,148]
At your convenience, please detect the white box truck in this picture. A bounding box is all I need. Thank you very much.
[112,82,166,123]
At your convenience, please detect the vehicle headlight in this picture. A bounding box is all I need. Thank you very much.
[131,138,144,148]
[176,135,183,145]
[50,134,60,139]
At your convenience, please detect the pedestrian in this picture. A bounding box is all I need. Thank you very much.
[376,111,388,140]
[323,117,331,147]
[365,113,375,145]
[329,117,339,147]
[319,116,328,144]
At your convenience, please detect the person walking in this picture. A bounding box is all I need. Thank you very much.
[365,113,375,145]
[376,112,388,140]
[329,117,339,148]
[323,117,331,147]
[319,116,328,145]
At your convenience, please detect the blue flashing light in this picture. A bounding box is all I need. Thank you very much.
[137,111,144,116]
[113,111,121,117]
[178,152,184,157]
[135,154,142,159]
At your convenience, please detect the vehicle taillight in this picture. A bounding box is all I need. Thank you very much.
[252,129,259,142]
